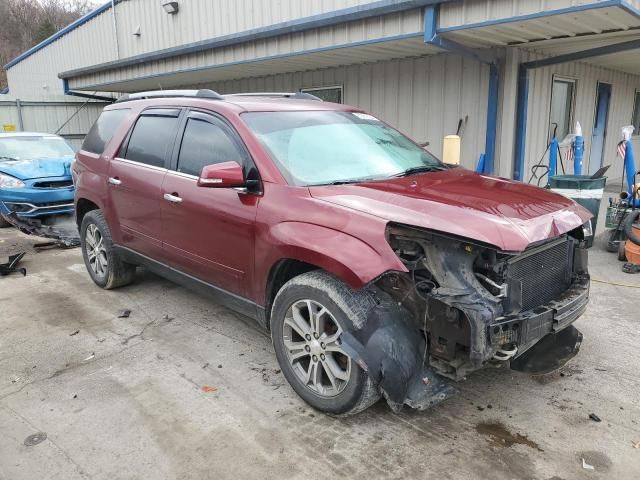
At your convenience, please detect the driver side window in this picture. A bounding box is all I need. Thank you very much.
[177,117,244,177]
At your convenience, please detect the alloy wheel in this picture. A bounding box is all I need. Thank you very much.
[85,223,108,279]
[282,299,352,397]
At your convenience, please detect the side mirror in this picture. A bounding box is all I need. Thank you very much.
[198,161,245,188]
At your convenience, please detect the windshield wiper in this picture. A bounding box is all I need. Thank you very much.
[391,164,450,178]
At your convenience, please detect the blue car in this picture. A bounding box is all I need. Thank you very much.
[0,132,75,228]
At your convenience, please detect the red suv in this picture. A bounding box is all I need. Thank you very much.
[74,90,592,415]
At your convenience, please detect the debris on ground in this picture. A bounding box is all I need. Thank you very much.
[589,413,602,422]
[632,439,640,449]
[0,252,26,276]
[582,458,595,470]
[5,213,80,248]
[202,363,209,369]
[23,432,47,447]
[83,353,95,362]
[201,385,218,393]
[69,330,79,336]
[117,309,132,318]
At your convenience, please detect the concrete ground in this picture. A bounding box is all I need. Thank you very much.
[1,202,639,479]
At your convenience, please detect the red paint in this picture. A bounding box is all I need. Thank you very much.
[74,97,591,308]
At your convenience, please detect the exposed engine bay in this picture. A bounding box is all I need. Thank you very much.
[340,223,590,411]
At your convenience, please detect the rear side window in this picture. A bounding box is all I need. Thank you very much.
[177,118,245,176]
[82,109,129,154]
[124,114,179,168]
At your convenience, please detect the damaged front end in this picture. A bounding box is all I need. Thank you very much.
[342,223,589,411]
[2,212,80,248]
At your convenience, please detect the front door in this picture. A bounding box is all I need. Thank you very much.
[589,82,611,175]
[107,108,181,259]
[161,111,259,297]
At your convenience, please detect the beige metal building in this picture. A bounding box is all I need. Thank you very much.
[4,0,640,182]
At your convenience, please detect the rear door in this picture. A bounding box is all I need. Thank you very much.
[107,108,182,259]
[160,110,259,297]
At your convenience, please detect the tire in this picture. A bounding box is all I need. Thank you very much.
[271,270,380,415]
[0,216,10,228]
[618,241,628,262]
[80,210,136,289]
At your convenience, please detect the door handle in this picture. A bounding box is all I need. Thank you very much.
[163,193,183,204]
[108,177,122,186]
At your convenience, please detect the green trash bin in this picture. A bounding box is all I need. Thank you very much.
[549,175,607,248]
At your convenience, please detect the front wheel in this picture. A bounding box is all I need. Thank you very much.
[80,210,136,289]
[271,271,380,415]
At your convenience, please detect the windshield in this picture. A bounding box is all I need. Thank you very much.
[242,111,442,186]
[0,136,74,161]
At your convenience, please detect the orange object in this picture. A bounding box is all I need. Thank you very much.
[201,385,218,393]
[625,226,640,264]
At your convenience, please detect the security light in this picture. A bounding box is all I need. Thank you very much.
[162,0,179,14]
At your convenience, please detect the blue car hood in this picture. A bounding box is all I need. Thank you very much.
[0,157,73,180]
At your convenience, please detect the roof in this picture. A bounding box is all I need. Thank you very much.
[3,1,111,70]
[0,132,62,138]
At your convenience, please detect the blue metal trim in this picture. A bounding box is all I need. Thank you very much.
[65,31,425,91]
[4,1,112,69]
[514,65,529,182]
[437,0,624,33]
[0,87,8,95]
[424,4,497,174]
[484,63,499,175]
[62,78,70,95]
[59,0,443,80]
[523,38,640,69]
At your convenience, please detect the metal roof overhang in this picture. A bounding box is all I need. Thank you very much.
[65,35,442,93]
[439,1,640,75]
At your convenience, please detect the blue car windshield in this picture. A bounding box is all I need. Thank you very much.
[242,111,442,186]
[0,136,74,161]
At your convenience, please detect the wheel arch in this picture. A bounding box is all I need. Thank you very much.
[75,197,101,230]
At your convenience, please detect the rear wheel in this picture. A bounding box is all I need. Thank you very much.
[271,271,380,415]
[80,210,136,289]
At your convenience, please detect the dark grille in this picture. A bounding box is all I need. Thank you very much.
[33,180,73,189]
[507,238,572,312]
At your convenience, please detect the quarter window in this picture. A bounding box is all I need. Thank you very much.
[177,117,244,177]
[124,114,179,168]
[82,109,129,154]
[549,77,576,141]
[300,85,343,104]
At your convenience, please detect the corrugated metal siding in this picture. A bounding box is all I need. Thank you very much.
[518,49,640,182]
[6,0,393,96]
[115,0,376,58]
[440,0,619,29]
[6,9,116,97]
[190,54,489,169]
[68,9,426,90]
[0,97,107,149]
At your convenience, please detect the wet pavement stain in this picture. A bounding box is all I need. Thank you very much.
[475,421,543,452]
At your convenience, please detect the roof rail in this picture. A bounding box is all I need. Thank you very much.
[224,92,323,101]
[115,89,223,103]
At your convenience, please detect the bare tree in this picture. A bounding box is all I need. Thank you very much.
[0,0,94,90]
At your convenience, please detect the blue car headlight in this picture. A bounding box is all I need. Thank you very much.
[0,173,25,189]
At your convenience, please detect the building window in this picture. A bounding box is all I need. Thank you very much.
[631,91,640,135]
[549,76,576,141]
[300,85,343,103]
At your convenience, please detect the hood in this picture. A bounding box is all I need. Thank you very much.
[0,157,73,180]
[309,168,592,252]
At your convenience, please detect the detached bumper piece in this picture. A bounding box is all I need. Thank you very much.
[0,252,26,277]
[510,325,583,375]
[3,213,80,248]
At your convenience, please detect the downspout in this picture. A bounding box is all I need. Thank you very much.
[111,0,121,60]
[424,4,499,175]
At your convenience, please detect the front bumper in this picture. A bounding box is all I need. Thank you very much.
[0,176,74,219]
[487,275,589,357]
